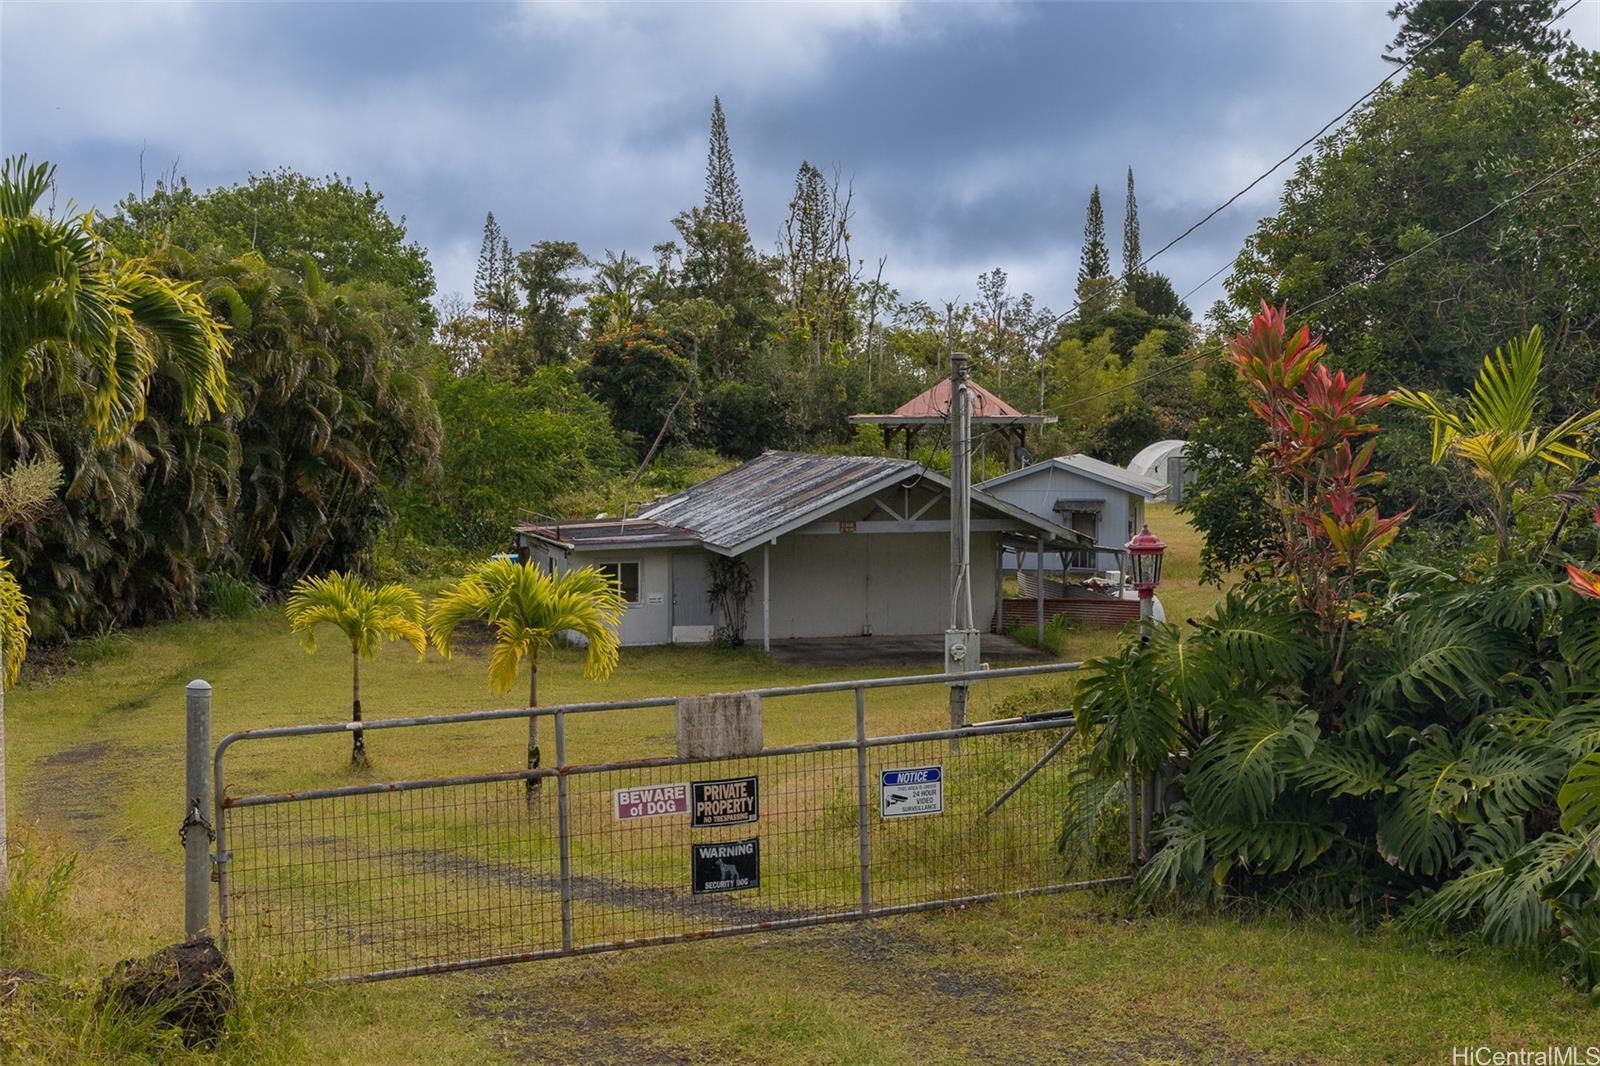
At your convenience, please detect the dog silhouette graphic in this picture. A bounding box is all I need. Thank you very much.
[716,858,740,882]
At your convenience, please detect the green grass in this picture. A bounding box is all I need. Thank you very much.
[3,504,1592,1062]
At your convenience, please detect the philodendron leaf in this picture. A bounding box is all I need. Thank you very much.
[1559,753,1600,832]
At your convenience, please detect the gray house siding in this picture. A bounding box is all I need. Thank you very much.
[985,467,1143,571]
[743,530,999,642]
[524,544,674,647]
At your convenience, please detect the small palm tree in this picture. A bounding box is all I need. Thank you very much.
[429,559,624,795]
[285,572,427,765]
[1393,326,1600,562]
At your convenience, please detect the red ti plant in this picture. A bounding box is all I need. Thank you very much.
[1229,303,1411,676]
[1566,508,1600,599]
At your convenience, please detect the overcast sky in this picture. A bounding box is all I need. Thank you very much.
[5,2,1596,318]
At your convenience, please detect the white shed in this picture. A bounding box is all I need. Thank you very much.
[1127,439,1190,502]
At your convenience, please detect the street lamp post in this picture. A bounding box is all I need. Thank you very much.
[1124,523,1167,628]
[1123,522,1166,867]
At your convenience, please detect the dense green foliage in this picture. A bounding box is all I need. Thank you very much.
[395,368,626,550]
[1190,28,1599,572]
[108,168,437,327]
[1067,306,1600,994]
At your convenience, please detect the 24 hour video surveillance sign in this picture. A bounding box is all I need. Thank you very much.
[880,766,943,817]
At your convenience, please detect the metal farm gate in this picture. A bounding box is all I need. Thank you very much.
[208,664,1124,983]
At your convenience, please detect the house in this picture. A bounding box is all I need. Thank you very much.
[513,451,1091,648]
[979,454,1165,570]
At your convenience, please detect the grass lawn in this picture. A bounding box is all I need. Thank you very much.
[3,504,1593,1063]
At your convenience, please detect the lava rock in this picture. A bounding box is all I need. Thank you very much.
[0,967,53,1005]
[101,935,234,1045]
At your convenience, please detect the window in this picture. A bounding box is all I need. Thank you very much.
[596,561,641,605]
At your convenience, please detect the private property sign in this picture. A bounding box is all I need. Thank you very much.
[691,776,759,827]
[880,766,943,817]
[612,783,689,821]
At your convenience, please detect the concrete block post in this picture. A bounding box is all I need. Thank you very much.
[184,680,212,938]
[676,692,763,759]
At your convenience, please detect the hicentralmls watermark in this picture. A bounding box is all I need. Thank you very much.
[1451,1048,1600,1066]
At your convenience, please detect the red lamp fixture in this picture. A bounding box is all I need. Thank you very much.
[1125,524,1167,599]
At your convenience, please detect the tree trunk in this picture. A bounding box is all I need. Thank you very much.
[525,658,541,798]
[351,648,367,767]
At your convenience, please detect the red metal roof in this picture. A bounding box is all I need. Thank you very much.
[891,378,1025,420]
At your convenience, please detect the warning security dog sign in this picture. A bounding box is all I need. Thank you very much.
[691,838,760,893]
[880,765,943,817]
[691,775,759,827]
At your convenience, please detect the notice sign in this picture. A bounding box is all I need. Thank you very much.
[692,838,760,893]
[613,783,689,821]
[691,775,759,827]
[880,766,943,817]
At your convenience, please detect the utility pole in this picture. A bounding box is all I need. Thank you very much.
[946,351,979,733]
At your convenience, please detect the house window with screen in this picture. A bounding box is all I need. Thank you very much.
[596,561,641,605]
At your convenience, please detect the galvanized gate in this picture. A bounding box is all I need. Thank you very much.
[211,664,1122,983]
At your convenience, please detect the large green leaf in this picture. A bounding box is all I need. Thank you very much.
[1132,803,1211,905]
[1196,588,1319,683]
[1205,797,1343,876]
[1073,640,1182,775]
[1368,614,1513,708]
[1188,700,1319,825]
[1378,787,1459,877]
[1293,735,1395,799]
[1560,754,1600,832]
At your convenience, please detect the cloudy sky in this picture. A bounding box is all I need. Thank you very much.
[5,2,1596,317]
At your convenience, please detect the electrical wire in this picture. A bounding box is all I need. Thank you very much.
[1047,143,1600,412]
[1163,0,1588,316]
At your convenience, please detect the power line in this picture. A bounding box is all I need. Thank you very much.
[1048,144,1600,413]
[1040,0,1491,332]
[1167,0,1589,316]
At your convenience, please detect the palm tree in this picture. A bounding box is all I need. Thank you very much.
[429,559,624,795]
[285,572,427,765]
[1393,327,1600,563]
[1,155,229,441]
[1,154,230,888]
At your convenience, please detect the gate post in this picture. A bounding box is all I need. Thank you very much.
[855,686,871,915]
[183,680,212,938]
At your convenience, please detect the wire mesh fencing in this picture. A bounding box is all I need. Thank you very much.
[215,668,1124,983]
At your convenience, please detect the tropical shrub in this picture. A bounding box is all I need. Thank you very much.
[1065,305,1600,994]
[394,366,626,550]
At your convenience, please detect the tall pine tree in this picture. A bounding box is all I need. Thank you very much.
[1122,167,1141,279]
[1076,185,1114,323]
[670,95,773,375]
[473,212,505,326]
[705,96,747,230]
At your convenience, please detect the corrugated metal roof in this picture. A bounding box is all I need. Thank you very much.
[515,517,700,549]
[978,453,1166,498]
[637,450,922,554]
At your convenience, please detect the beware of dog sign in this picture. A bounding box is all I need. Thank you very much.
[612,783,689,821]
[692,838,759,893]
[880,765,943,817]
